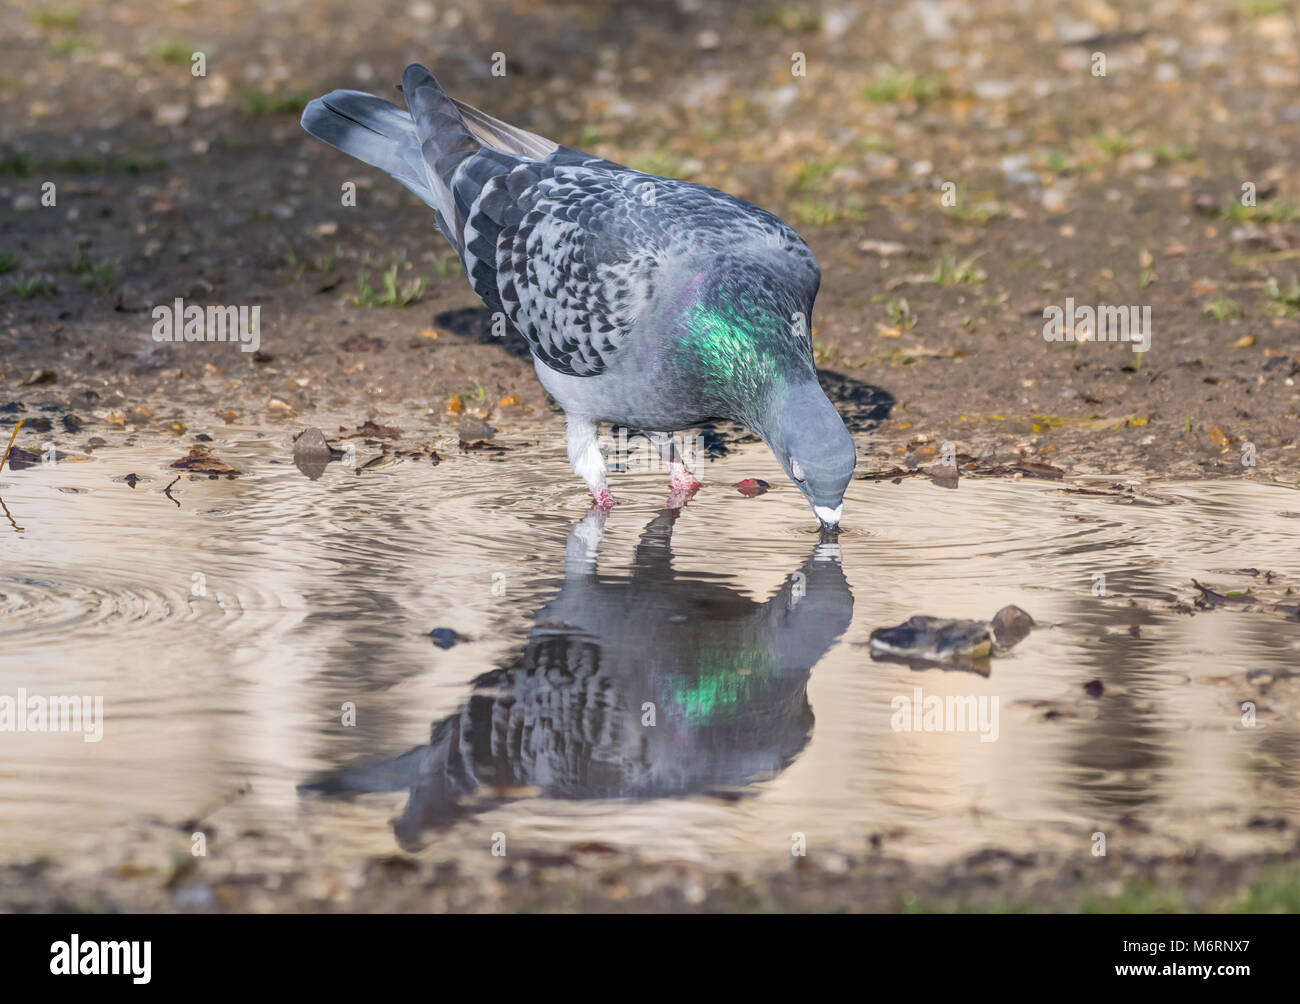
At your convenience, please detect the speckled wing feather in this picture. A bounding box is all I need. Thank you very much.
[452,150,822,377]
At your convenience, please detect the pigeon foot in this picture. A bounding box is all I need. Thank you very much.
[668,460,701,493]
[666,461,700,509]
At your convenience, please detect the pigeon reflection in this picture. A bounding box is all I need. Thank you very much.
[304,508,852,848]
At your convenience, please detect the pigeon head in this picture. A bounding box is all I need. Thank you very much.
[672,264,857,529]
[761,380,857,530]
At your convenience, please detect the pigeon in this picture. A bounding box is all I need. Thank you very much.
[302,507,853,844]
[301,65,857,528]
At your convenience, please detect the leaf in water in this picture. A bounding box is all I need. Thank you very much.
[340,420,400,439]
[170,449,240,475]
[733,478,770,497]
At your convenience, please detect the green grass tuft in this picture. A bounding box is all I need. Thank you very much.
[32,7,81,29]
[7,274,58,299]
[354,262,427,307]
[864,69,944,104]
[240,89,309,116]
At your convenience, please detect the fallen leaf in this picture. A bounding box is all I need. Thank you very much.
[171,449,240,475]
[340,419,400,439]
[858,239,909,256]
[19,369,57,386]
[340,332,387,352]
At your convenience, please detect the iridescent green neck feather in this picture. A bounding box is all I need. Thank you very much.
[673,277,812,424]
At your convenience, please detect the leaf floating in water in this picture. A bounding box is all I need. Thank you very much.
[733,478,770,497]
[1010,460,1064,480]
[4,446,44,470]
[858,457,1065,483]
[868,605,1034,673]
[457,418,495,442]
[869,615,993,671]
[339,419,400,440]
[357,453,400,472]
[1083,679,1105,698]
[569,841,619,855]
[170,449,240,476]
[858,466,915,482]
[1187,577,1300,620]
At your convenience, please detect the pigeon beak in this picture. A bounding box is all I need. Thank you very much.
[813,504,842,532]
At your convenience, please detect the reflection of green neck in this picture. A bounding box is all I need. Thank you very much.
[663,644,777,725]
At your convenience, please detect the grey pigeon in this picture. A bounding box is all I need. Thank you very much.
[302,507,853,844]
[301,65,857,528]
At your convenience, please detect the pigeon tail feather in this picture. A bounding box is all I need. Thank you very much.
[300,89,437,211]
[401,64,483,244]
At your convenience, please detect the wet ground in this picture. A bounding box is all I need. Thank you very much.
[2,0,1300,911]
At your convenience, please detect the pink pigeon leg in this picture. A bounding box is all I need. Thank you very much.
[669,459,701,493]
[666,459,701,508]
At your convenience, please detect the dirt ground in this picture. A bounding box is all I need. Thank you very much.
[5,837,1300,914]
[2,0,1299,911]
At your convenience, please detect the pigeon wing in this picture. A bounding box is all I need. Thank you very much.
[465,156,820,377]
[475,163,661,376]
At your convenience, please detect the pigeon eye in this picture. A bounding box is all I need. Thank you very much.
[791,459,806,482]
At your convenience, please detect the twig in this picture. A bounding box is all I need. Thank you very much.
[1,419,25,472]
[163,475,181,507]
[0,495,21,533]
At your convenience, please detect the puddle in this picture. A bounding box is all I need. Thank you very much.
[2,423,1299,870]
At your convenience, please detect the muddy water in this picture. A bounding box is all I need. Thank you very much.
[2,422,1299,873]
